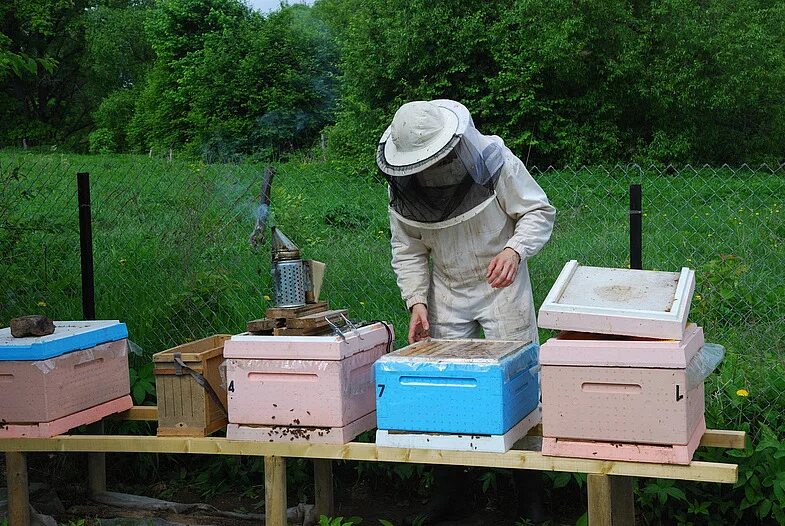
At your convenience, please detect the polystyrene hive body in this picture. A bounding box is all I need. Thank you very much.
[223,323,391,430]
[0,320,132,437]
[375,339,539,435]
[540,324,705,445]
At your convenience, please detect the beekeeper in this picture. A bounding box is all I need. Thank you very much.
[377,100,555,524]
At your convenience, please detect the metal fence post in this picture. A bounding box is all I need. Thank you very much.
[77,171,107,495]
[630,183,643,270]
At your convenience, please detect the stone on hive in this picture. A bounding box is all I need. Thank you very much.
[10,315,55,338]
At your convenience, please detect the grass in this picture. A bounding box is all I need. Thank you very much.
[1,151,783,431]
[2,151,784,524]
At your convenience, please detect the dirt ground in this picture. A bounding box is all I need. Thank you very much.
[49,480,578,526]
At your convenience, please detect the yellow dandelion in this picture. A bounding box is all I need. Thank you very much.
[37,300,47,307]
[360,301,366,305]
[263,295,272,301]
[736,389,749,397]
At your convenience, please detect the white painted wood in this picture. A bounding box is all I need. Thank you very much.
[538,262,696,339]
[541,260,579,306]
[376,407,541,453]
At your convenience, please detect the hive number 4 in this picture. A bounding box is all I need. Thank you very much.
[377,384,385,398]
[676,385,684,401]
[228,380,235,393]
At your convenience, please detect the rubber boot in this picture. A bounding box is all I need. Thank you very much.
[404,466,471,525]
[513,470,548,524]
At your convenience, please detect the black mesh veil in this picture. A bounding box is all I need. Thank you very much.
[378,125,505,227]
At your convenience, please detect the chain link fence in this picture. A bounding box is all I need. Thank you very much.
[1,152,783,440]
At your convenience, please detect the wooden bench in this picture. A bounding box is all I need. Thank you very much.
[1,407,745,526]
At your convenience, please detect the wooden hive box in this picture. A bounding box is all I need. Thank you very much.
[153,335,230,437]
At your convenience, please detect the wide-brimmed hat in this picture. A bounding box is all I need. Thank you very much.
[377,100,470,176]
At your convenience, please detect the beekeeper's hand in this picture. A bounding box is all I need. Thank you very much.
[408,303,430,344]
[487,248,521,288]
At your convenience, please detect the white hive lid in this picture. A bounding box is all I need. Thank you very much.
[538,260,695,340]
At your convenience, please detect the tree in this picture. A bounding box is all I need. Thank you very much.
[127,0,338,159]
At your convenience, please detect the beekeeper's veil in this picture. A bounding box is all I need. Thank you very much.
[377,99,505,229]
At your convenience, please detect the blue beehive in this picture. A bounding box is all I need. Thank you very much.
[375,339,539,435]
[0,320,128,361]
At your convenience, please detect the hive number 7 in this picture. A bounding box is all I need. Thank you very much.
[675,385,684,401]
[377,384,385,398]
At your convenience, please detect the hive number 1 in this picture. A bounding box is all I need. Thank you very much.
[377,384,385,398]
[228,381,235,393]
[675,385,684,401]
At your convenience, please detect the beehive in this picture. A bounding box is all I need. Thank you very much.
[0,320,132,438]
[153,335,230,437]
[375,339,540,436]
[540,324,705,446]
[224,322,392,443]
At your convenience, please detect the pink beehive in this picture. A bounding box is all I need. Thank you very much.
[540,324,707,464]
[224,322,392,443]
[1,339,131,424]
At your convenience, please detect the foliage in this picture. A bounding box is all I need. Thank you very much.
[320,0,785,165]
[127,0,338,160]
[0,0,153,150]
[319,516,363,526]
[129,362,156,405]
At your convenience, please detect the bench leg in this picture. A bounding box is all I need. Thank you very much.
[265,456,287,526]
[587,474,635,525]
[6,452,31,526]
[314,459,334,518]
[87,421,107,495]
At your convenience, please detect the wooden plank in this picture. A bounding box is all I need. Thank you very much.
[700,429,746,449]
[273,326,333,337]
[286,309,348,330]
[0,435,739,484]
[6,451,31,526]
[87,421,107,495]
[521,426,746,450]
[265,456,288,526]
[153,336,230,363]
[313,459,335,517]
[247,318,278,333]
[109,405,159,421]
[266,301,329,320]
[587,474,635,525]
[309,260,326,302]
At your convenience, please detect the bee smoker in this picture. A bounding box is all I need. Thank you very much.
[271,227,323,307]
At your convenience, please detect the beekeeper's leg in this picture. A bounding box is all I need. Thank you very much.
[403,466,472,525]
[404,284,478,526]
[479,264,538,342]
[480,271,547,524]
[428,280,483,339]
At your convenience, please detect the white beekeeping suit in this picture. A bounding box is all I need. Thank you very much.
[378,99,555,343]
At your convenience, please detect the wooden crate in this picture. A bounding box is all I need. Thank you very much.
[153,335,230,437]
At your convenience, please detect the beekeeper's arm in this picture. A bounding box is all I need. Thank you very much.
[390,210,431,307]
[390,211,432,342]
[487,151,556,287]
